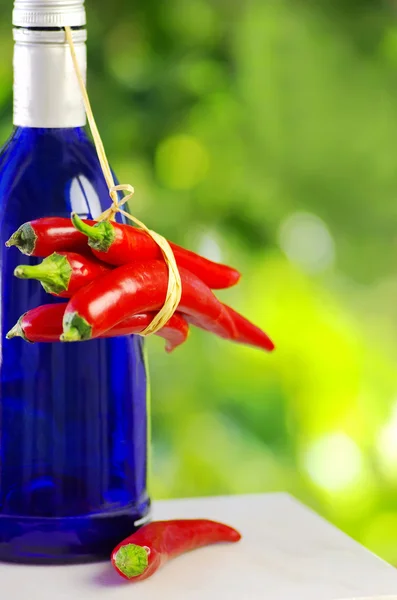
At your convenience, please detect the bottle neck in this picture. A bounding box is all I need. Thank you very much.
[13,28,87,129]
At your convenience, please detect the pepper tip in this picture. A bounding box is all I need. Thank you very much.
[70,211,85,232]
[4,223,36,255]
[6,315,29,342]
[6,324,19,339]
[14,266,27,279]
[5,231,21,248]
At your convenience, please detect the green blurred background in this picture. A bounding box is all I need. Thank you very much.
[3,0,397,562]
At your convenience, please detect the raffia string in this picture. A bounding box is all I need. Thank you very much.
[64,26,182,337]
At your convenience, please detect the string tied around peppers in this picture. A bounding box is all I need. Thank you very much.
[64,26,181,337]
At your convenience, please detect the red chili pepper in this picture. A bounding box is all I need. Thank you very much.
[6,303,189,352]
[13,252,111,297]
[111,519,241,581]
[226,306,274,351]
[71,213,241,290]
[186,305,275,352]
[5,217,92,256]
[61,260,237,342]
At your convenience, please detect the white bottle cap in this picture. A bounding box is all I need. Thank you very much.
[13,0,86,28]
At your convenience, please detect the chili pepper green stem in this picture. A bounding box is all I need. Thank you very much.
[71,212,115,252]
[6,315,29,342]
[60,327,82,342]
[62,312,92,341]
[113,544,149,579]
[5,223,36,255]
[13,253,72,295]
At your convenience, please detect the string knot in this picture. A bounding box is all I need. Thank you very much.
[97,184,135,222]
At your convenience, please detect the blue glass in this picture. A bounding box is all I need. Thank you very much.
[0,127,150,563]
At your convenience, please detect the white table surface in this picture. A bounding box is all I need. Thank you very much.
[1,493,397,600]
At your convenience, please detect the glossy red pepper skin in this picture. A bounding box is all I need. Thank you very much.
[72,215,241,290]
[186,306,275,352]
[6,303,189,352]
[14,251,111,298]
[6,217,93,256]
[111,519,241,581]
[53,252,111,297]
[62,260,237,341]
[226,306,274,351]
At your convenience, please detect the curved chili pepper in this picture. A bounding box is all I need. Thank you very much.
[226,306,274,351]
[13,251,111,297]
[111,519,241,581]
[5,217,92,256]
[186,305,275,352]
[61,260,237,342]
[71,213,241,290]
[6,303,189,353]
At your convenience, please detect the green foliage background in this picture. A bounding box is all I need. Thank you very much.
[2,0,397,562]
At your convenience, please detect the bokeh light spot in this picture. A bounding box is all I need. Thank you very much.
[278,212,335,274]
[303,433,363,493]
[155,135,209,190]
[181,60,227,96]
[196,231,223,263]
[159,0,218,47]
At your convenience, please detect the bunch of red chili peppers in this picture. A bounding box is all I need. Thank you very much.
[5,215,275,353]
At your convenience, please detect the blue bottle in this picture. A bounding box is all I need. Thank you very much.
[0,6,150,563]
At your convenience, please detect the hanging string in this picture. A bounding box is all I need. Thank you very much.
[64,26,182,337]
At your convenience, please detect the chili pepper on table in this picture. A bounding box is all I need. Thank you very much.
[13,251,111,297]
[61,260,237,342]
[111,519,241,581]
[5,217,92,256]
[6,303,189,352]
[71,213,241,290]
